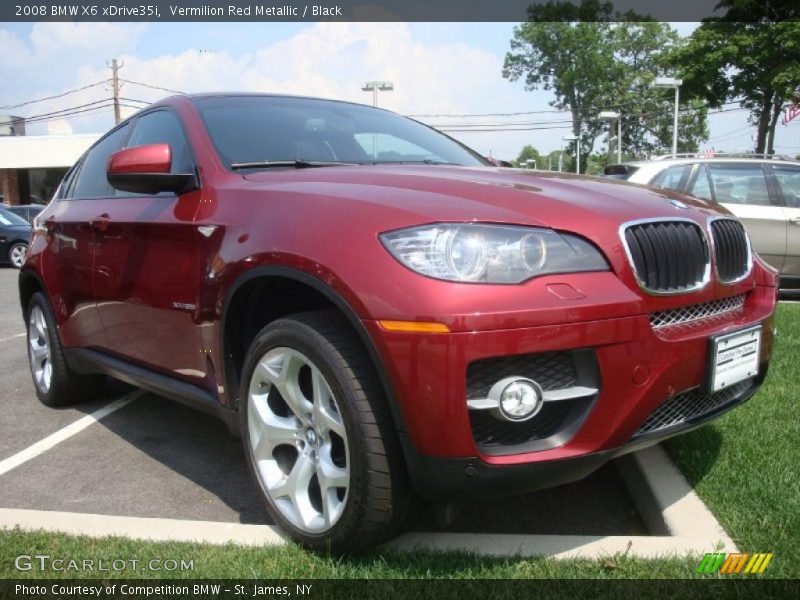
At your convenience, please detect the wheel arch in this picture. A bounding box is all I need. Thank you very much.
[18,268,46,322]
[220,266,409,437]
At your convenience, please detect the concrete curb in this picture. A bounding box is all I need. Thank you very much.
[614,444,738,552]
[0,444,738,559]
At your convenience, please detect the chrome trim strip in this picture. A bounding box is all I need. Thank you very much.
[707,215,754,285]
[466,385,598,411]
[618,217,711,296]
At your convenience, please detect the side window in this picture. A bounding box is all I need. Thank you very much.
[707,163,771,206]
[126,110,194,174]
[650,164,691,191]
[70,124,130,199]
[688,165,713,201]
[57,163,80,199]
[771,165,800,208]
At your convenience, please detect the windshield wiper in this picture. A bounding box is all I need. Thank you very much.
[369,159,463,166]
[230,160,358,170]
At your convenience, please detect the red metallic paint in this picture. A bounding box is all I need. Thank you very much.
[23,95,778,475]
[108,143,172,174]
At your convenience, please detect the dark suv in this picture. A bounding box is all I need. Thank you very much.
[20,94,777,553]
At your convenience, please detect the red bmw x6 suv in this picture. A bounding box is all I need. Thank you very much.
[20,94,777,553]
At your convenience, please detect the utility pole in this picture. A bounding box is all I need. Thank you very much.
[109,58,123,124]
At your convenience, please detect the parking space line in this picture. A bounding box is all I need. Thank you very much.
[0,508,286,547]
[0,391,143,478]
[0,333,25,343]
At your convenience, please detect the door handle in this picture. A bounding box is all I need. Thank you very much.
[90,213,111,232]
[790,216,800,225]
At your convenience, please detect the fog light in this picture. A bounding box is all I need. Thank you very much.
[488,377,544,422]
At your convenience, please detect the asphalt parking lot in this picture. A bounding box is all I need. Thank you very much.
[0,267,647,537]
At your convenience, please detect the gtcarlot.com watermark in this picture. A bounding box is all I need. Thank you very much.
[14,554,194,573]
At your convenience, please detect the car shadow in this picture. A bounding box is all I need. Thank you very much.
[86,383,648,536]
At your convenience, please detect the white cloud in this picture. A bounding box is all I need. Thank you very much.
[28,22,146,56]
[0,29,32,65]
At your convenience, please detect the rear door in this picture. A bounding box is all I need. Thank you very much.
[40,123,131,347]
[91,109,210,387]
[705,162,787,274]
[769,163,800,279]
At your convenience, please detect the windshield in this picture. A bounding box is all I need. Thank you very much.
[0,208,29,227]
[193,96,487,169]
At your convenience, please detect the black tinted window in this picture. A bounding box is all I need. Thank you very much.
[194,96,486,168]
[71,124,129,198]
[127,111,194,173]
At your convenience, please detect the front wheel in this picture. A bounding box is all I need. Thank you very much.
[239,310,417,554]
[9,242,27,268]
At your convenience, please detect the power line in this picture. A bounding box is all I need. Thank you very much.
[21,104,117,126]
[412,99,744,122]
[119,79,185,95]
[434,105,749,134]
[0,80,110,111]
[21,99,115,122]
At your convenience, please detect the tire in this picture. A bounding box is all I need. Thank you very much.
[8,242,27,269]
[26,291,104,407]
[239,310,418,554]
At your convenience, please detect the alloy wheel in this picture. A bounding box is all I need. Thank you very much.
[10,244,26,268]
[28,305,52,394]
[247,347,350,533]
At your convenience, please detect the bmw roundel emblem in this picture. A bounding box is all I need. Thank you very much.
[670,199,691,210]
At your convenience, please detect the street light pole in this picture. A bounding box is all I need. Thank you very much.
[672,85,680,156]
[651,77,683,156]
[598,111,621,164]
[361,81,394,107]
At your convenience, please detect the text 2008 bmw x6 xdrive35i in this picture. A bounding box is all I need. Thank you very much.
[20,94,777,553]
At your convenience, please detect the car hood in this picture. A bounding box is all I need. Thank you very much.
[241,164,723,233]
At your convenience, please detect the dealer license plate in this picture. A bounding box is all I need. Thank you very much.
[708,325,761,393]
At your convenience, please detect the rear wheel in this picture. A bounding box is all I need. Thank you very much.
[239,310,417,554]
[9,242,27,268]
[26,292,104,406]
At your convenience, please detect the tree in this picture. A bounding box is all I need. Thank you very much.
[513,144,543,168]
[503,0,708,171]
[670,3,800,154]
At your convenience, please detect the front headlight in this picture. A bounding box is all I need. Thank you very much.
[380,223,608,284]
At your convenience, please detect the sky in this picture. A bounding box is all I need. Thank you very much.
[0,21,797,161]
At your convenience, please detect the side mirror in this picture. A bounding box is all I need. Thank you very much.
[107,144,198,195]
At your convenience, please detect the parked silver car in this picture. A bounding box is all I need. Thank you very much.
[609,154,800,294]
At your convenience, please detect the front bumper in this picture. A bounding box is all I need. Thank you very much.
[399,378,761,501]
[363,283,776,500]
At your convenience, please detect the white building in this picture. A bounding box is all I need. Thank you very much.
[0,133,100,205]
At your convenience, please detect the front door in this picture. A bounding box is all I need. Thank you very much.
[92,109,210,388]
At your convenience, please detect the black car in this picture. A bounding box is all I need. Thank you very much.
[5,204,44,225]
[0,207,32,268]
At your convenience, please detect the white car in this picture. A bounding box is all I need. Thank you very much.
[611,154,800,295]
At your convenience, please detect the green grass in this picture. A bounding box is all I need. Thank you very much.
[665,301,800,579]
[1,305,798,581]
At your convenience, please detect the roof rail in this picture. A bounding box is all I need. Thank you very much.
[654,152,796,161]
